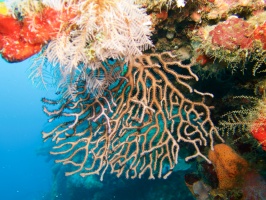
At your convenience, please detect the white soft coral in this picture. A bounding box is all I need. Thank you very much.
[45,0,153,70]
[27,0,152,97]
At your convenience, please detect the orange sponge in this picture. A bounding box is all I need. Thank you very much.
[208,144,249,189]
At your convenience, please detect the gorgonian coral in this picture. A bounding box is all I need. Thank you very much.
[42,52,223,180]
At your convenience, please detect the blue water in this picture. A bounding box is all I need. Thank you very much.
[0,58,53,200]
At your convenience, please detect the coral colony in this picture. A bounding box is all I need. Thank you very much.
[1,0,266,198]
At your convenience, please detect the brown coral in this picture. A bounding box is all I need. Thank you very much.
[208,144,249,189]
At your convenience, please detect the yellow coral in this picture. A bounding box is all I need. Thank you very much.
[0,2,8,15]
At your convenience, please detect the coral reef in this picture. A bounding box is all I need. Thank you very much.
[1,0,266,199]
[136,0,187,11]
[189,9,266,74]
[205,0,264,21]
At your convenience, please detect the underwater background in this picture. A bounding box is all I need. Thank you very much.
[0,58,53,200]
[1,0,266,199]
